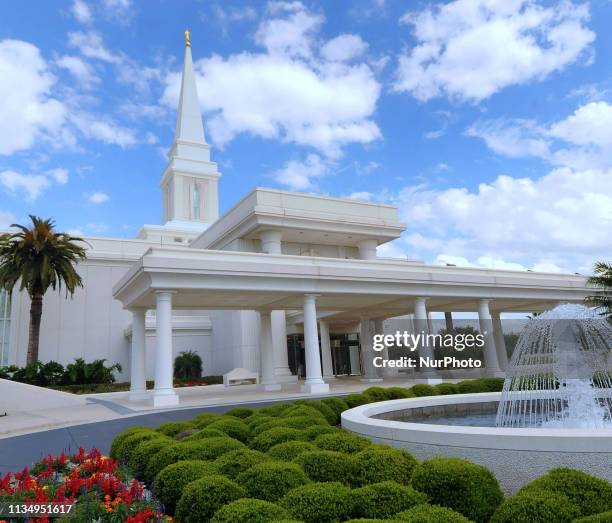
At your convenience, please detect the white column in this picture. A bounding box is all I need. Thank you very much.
[129,309,149,401]
[301,294,329,394]
[375,318,397,378]
[478,299,503,377]
[356,239,378,260]
[414,297,440,383]
[360,319,383,382]
[260,229,283,255]
[491,311,508,372]
[259,311,281,391]
[445,311,454,333]
[153,291,179,407]
[272,310,295,381]
[319,320,335,381]
[427,312,434,335]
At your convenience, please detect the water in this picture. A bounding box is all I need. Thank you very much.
[410,412,497,427]
[495,304,612,429]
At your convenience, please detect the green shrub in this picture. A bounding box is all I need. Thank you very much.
[156,421,196,438]
[456,379,486,394]
[224,406,254,419]
[214,449,270,479]
[411,456,503,523]
[395,504,471,522]
[294,450,355,484]
[519,468,612,517]
[207,418,250,442]
[362,386,392,402]
[280,482,354,523]
[352,481,428,519]
[301,425,339,440]
[433,383,459,395]
[250,427,308,452]
[179,437,245,461]
[210,498,291,523]
[155,460,217,515]
[182,428,227,441]
[192,412,222,428]
[245,414,277,429]
[344,393,369,408]
[267,441,316,461]
[314,431,371,454]
[109,426,152,459]
[251,415,327,436]
[174,350,202,380]
[294,400,337,425]
[257,403,292,416]
[354,447,417,485]
[237,462,310,501]
[144,444,185,485]
[118,431,163,464]
[175,429,199,440]
[281,405,330,424]
[478,377,504,391]
[384,387,414,399]
[128,437,173,479]
[174,475,246,523]
[575,511,612,522]
[409,384,438,397]
[491,490,580,523]
[321,397,349,417]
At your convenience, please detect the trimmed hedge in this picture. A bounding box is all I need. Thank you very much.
[409,384,439,397]
[395,504,471,522]
[491,490,580,523]
[257,403,292,416]
[362,386,392,402]
[154,460,217,515]
[280,481,354,523]
[237,462,310,502]
[267,441,316,461]
[128,437,173,479]
[192,412,222,428]
[294,450,356,484]
[314,432,371,454]
[179,437,245,461]
[352,481,428,519]
[281,404,330,424]
[519,467,612,517]
[109,426,152,460]
[174,475,246,523]
[143,444,185,485]
[250,427,308,452]
[301,425,339,440]
[575,511,612,523]
[214,449,270,479]
[384,387,414,399]
[207,418,250,442]
[294,400,337,425]
[354,447,417,486]
[156,421,196,438]
[344,393,369,408]
[117,431,164,465]
[251,415,327,437]
[182,428,227,442]
[210,498,291,523]
[412,457,503,523]
[433,383,459,396]
[321,397,349,417]
[224,406,254,419]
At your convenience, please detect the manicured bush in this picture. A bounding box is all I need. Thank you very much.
[155,460,217,515]
[251,415,327,436]
[344,393,370,408]
[224,406,254,419]
[267,440,316,461]
[302,425,339,440]
[128,436,173,479]
[109,426,152,460]
[456,379,486,393]
[192,412,222,428]
[352,481,428,519]
[575,511,612,522]
[173,350,202,380]
[478,377,504,391]
[321,397,349,417]
[294,400,337,425]
[384,387,414,399]
[250,427,308,452]
[179,437,245,461]
[395,504,471,522]
[294,450,356,484]
[214,449,270,479]
[409,384,438,397]
[117,431,164,464]
[362,386,392,402]
[433,383,459,395]
[281,404,330,424]
[245,414,277,429]
[354,447,417,485]
[182,428,227,441]
[491,490,580,523]
[144,444,186,485]
[237,462,310,501]
[174,475,246,523]
[175,428,199,440]
[257,403,292,416]
[207,417,250,442]
[411,456,503,523]
[314,431,371,454]
[519,467,612,517]
[210,498,291,523]
[280,482,354,523]
[156,421,196,438]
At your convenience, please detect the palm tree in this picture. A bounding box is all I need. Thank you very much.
[586,261,612,319]
[0,216,87,364]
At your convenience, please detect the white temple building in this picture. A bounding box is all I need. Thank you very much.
[0,37,590,407]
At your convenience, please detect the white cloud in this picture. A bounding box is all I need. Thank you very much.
[0,170,51,202]
[272,154,327,190]
[55,55,99,88]
[394,0,595,102]
[68,31,121,63]
[0,210,17,230]
[549,102,612,148]
[321,34,368,62]
[88,191,109,204]
[71,0,93,23]
[70,112,137,147]
[0,40,66,156]
[46,168,69,184]
[209,4,258,36]
[161,2,380,157]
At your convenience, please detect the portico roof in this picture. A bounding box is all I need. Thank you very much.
[112,246,590,317]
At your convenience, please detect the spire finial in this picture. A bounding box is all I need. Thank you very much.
[184,29,191,47]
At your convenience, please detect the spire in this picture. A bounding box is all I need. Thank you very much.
[174,29,206,144]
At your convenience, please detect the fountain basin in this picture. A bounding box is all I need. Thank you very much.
[341,393,612,494]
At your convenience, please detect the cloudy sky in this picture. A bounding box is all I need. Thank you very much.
[0,0,610,274]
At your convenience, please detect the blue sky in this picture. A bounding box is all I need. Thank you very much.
[0,0,610,273]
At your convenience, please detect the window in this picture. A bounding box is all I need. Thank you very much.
[192,181,201,220]
[0,288,11,366]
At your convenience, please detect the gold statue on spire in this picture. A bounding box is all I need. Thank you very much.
[184,29,191,47]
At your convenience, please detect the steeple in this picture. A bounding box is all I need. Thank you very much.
[159,30,221,229]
